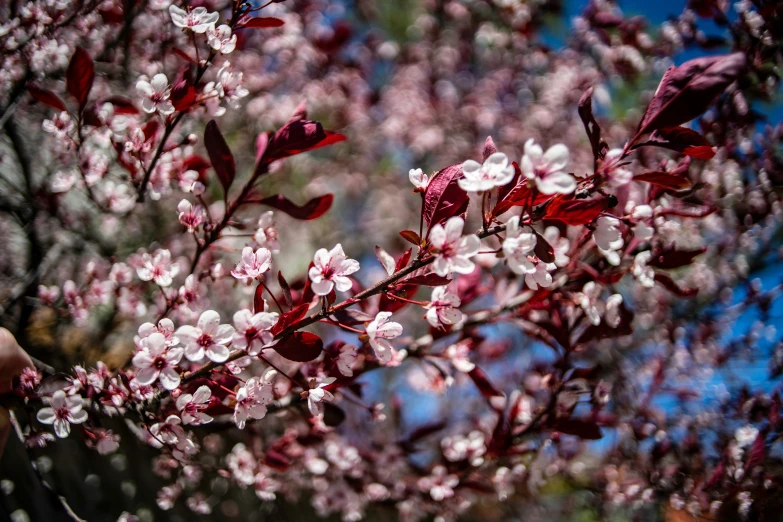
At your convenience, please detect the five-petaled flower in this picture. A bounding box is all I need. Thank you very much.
[176,385,213,425]
[308,243,360,296]
[426,286,463,328]
[502,215,538,275]
[234,376,274,429]
[132,332,184,391]
[365,312,403,364]
[232,309,278,356]
[231,246,272,282]
[520,139,575,195]
[137,249,179,287]
[136,74,175,116]
[36,390,88,438]
[176,310,235,363]
[177,199,206,233]
[168,5,218,33]
[459,152,515,193]
[207,25,237,54]
[429,217,480,277]
[306,377,337,417]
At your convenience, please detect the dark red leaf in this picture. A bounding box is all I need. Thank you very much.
[552,418,603,440]
[638,126,716,160]
[182,154,211,174]
[634,171,692,191]
[496,161,523,205]
[635,53,746,138]
[261,118,346,165]
[423,164,469,228]
[744,432,765,474]
[171,81,196,112]
[533,231,555,263]
[204,120,236,195]
[649,245,707,269]
[253,284,265,314]
[403,273,452,287]
[654,273,699,297]
[173,47,197,64]
[395,248,413,272]
[322,403,345,427]
[258,194,333,220]
[491,178,552,217]
[273,331,323,362]
[271,303,309,336]
[277,271,293,308]
[468,367,504,406]
[66,47,95,109]
[241,17,285,28]
[578,87,608,161]
[27,84,67,112]
[544,196,607,225]
[399,230,422,246]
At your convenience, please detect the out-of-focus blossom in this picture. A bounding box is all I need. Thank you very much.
[254,212,280,253]
[137,249,179,287]
[208,25,237,54]
[426,286,462,328]
[503,215,538,275]
[307,377,336,417]
[409,168,429,191]
[136,74,175,115]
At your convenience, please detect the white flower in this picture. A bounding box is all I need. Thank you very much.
[137,249,179,287]
[336,343,358,377]
[307,377,337,417]
[525,262,553,290]
[176,385,213,425]
[207,24,237,54]
[234,376,274,429]
[366,312,403,364]
[502,215,538,275]
[594,216,624,266]
[409,168,429,191]
[203,63,248,114]
[136,74,174,115]
[459,152,515,193]
[168,5,218,33]
[133,332,184,390]
[308,243,360,296]
[445,341,475,373]
[735,425,759,448]
[418,465,459,501]
[430,217,480,277]
[36,390,88,438]
[426,286,462,328]
[254,211,280,253]
[605,294,623,328]
[176,310,235,362]
[231,246,272,282]
[177,199,206,232]
[544,226,570,267]
[150,415,187,445]
[577,281,603,326]
[632,251,655,288]
[232,309,278,356]
[520,139,575,195]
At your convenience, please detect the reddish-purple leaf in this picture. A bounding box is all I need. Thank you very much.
[182,154,211,174]
[634,171,692,191]
[277,271,293,308]
[533,231,555,263]
[403,273,452,287]
[27,84,67,112]
[271,303,309,336]
[468,367,504,406]
[258,194,333,220]
[399,230,422,246]
[241,17,285,28]
[578,87,608,161]
[636,53,746,138]
[273,331,323,362]
[649,245,707,269]
[492,177,552,217]
[654,273,699,297]
[261,119,346,164]
[638,126,716,160]
[552,418,603,440]
[66,47,95,109]
[544,196,607,225]
[253,284,266,314]
[395,248,413,272]
[204,120,236,195]
[171,81,196,112]
[482,136,497,161]
[423,164,469,228]
[173,47,197,64]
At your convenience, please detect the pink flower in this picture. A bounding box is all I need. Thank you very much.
[176,385,213,425]
[409,168,429,191]
[417,465,459,501]
[177,199,206,232]
[429,217,480,277]
[231,246,272,282]
[150,415,187,445]
[307,377,337,417]
[254,211,280,253]
[366,312,403,364]
[336,343,358,377]
[178,274,208,313]
[36,390,88,438]
[132,332,184,390]
[502,215,538,275]
[207,24,237,54]
[136,74,175,116]
[426,286,462,328]
[308,243,360,296]
[521,139,575,195]
[232,309,278,355]
[234,376,274,429]
[176,310,235,362]
[459,152,515,193]
[524,262,554,290]
[168,5,218,33]
[137,249,179,287]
